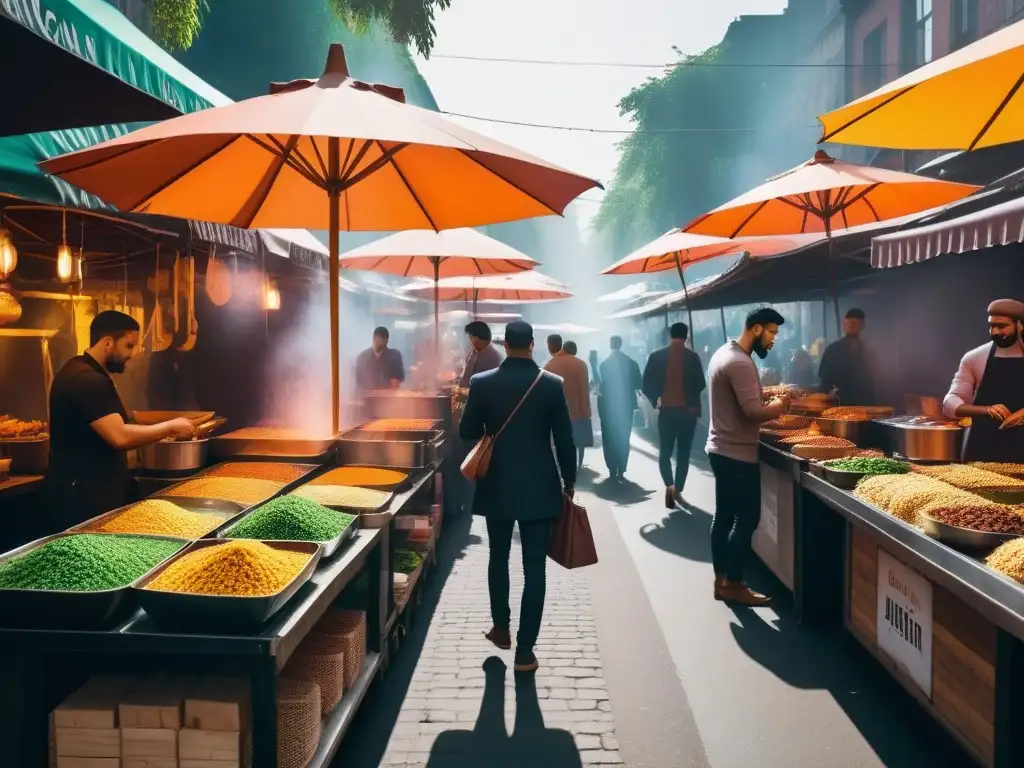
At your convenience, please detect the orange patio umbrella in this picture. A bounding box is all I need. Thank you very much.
[683,149,979,330]
[399,270,572,315]
[818,19,1024,150]
[601,229,820,348]
[339,227,541,349]
[40,44,600,433]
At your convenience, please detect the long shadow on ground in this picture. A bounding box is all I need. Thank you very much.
[426,657,583,768]
[330,510,479,767]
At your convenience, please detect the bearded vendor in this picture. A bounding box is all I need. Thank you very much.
[45,311,197,532]
[943,299,1024,461]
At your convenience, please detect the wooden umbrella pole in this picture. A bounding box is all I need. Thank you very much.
[673,251,696,351]
[433,257,440,379]
[328,137,341,435]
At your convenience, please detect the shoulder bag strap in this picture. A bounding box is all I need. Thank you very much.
[493,370,545,440]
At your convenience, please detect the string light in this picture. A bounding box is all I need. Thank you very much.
[0,228,16,280]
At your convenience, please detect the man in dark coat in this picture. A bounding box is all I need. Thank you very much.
[642,322,707,508]
[459,320,576,673]
[598,335,642,480]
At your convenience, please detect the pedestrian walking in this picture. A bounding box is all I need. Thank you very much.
[455,321,503,517]
[598,336,641,480]
[459,320,577,672]
[545,340,594,471]
[706,307,791,606]
[642,322,706,509]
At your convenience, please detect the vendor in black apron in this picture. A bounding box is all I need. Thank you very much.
[45,311,197,533]
[943,299,1024,462]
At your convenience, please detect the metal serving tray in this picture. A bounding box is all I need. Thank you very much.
[69,498,245,539]
[0,533,187,630]
[134,539,322,632]
[220,504,359,559]
[348,427,440,443]
[813,417,871,444]
[323,464,417,492]
[193,462,320,495]
[919,513,1022,551]
[337,429,445,469]
[363,391,451,422]
[154,476,285,510]
[208,432,339,462]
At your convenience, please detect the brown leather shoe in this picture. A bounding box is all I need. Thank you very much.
[719,581,771,606]
[665,487,676,509]
[484,627,512,650]
[713,577,726,600]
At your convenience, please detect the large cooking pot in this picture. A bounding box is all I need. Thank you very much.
[137,439,209,472]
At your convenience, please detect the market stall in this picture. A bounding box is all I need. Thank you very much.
[0,437,449,768]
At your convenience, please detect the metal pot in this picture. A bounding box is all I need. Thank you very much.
[875,418,964,462]
[813,417,869,444]
[137,439,209,472]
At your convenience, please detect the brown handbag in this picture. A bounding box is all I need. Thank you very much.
[461,370,544,481]
[548,493,598,569]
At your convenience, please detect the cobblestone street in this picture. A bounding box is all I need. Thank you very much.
[339,514,620,767]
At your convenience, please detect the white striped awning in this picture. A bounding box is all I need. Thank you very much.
[871,194,1024,268]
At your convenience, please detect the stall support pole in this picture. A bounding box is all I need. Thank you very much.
[719,307,728,343]
[994,631,1024,767]
[824,213,841,337]
[432,257,441,371]
[328,138,341,435]
[673,252,695,351]
[250,657,278,767]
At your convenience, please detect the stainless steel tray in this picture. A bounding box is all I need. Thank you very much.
[348,428,440,442]
[919,513,1022,551]
[134,539,322,632]
[193,462,321,495]
[208,433,338,462]
[153,477,285,509]
[319,464,417,492]
[0,533,187,629]
[337,429,445,469]
[973,488,1024,505]
[814,417,871,444]
[363,392,450,421]
[69,498,245,539]
[220,504,359,558]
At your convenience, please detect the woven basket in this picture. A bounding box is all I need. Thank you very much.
[277,678,321,768]
[282,635,345,716]
[313,609,367,689]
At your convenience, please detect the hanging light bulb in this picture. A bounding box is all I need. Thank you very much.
[56,209,73,283]
[263,277,281,311]
[0,228,17,280]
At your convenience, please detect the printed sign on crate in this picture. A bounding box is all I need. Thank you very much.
[876,549,933,698]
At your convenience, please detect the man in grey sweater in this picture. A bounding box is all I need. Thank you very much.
[706,307,791,606]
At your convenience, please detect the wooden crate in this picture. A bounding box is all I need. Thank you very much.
[846,527,996,767]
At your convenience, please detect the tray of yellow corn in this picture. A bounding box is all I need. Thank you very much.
[71,498,245,540]
[134,538,321,632]
[155,476,286,508]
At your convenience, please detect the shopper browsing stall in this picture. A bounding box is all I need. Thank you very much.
[705,307,791,607]
[46,311,197,531]
[817,308,878,405]
[944,299,1024,461]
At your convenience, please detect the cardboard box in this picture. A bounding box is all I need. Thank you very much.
[54,728,120,758]
[54,677,137,729]
[178,728,240,762]
[121,727,176,759]
[183,678,248,732]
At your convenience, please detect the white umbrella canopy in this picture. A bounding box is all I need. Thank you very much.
[398,270,572,304]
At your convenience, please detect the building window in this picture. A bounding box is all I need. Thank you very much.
[863,22,886,94]
[915,0,933,66]
[952,0,978,50]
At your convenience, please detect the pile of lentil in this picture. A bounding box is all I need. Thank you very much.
[145,540,311,596]
[987,538,1024,584]
[912,464,1024,491]
[855,473,997,525]
[0,534,181,591]
[203,462,309,484]
[293,484,390,511]
[924,505,1024,535]
[823,457,910,476]
[227,495,355,542]
[761,414,811,430]
[87,499,225,539]
[820,407,873,421]
[779,434,855,448]
[162,477,283,505]
[968,462,1024,481]
[310,466,408,489]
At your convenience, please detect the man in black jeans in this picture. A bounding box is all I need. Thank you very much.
[642,322,706,509]
[705,307,791,606]
[459,321,577,672]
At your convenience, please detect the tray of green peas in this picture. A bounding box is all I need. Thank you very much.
[816,456,911,490]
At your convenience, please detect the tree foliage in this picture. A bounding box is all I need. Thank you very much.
[594,44,756,260]
[147,0,451,56]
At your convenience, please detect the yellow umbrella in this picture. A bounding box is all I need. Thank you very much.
[819,19,1024,150]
